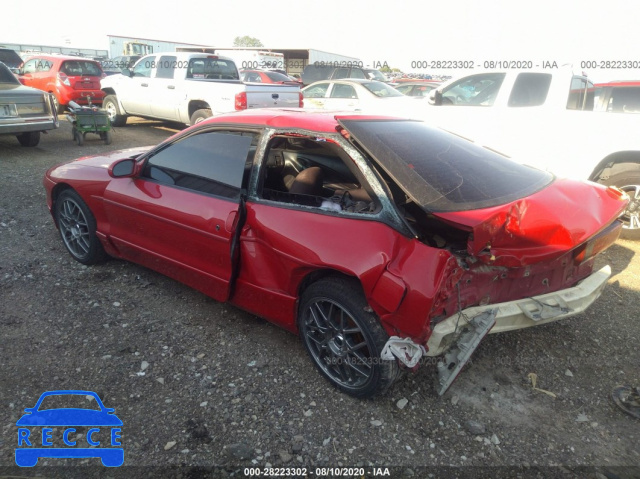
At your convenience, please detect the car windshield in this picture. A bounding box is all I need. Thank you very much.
[0,62,19,84]
[361,82,404,98]
[60,60,102,76]
[340,119,553,212]
[37,394,101,411]
[264,71,293,82]
[364,69,387,82]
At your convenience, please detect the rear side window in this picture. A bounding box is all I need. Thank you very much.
[340,119,553,212]
[508,73,552,107]
[607,87,640,113]
[156,55,176,79]
[349,69,366,79]
[143,131,258,199]
[333,68,349,79]
[60,61,102,76]
[331,84,357,98]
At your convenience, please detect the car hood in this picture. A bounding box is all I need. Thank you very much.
[338,117,628,266]
[16,409,123,426]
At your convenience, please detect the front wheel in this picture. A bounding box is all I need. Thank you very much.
[602,171,640,240]
[298,278,399,398]
[103,95,127,127]
[55,189,107,265]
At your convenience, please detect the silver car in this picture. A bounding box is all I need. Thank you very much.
[0,61,58,147]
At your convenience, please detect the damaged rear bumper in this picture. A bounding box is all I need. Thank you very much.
[426,265,612,357]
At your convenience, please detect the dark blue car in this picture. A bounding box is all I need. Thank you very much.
[15,390,123,467]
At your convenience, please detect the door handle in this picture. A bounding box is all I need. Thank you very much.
[141,83,148,87]
[167,85,175,89]
[225,211,238,233]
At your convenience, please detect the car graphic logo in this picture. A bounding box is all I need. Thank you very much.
[15,390,123,467]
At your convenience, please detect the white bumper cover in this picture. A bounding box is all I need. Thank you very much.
[425,265,612,357]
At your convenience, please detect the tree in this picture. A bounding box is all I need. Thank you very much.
[233,36,264,47]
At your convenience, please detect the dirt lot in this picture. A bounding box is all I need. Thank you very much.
[1,118,639,478]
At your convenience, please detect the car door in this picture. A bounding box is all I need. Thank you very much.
[323,83,359,110]
[149,55,181,120]
[302,82,330,109]
[18,59,39,88]
[118,55,156,115]
[102,128,259,302]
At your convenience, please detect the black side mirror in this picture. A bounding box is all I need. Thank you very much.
[110,158,136,178]
[429,89,443,106]
[121,68,133,77]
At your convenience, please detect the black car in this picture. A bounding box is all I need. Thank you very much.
[0,48,23,71]
[0,61,58,146]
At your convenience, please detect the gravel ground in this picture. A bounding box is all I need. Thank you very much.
[1,118,639,478]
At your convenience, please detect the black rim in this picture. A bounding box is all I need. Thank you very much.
[302,298,373,390]
[619,184,640,231]
[58,197,91,259]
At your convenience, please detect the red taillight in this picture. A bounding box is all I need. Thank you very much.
[298,91,304,108]
[207,55,219,59]
[573,221,622,263]
[57,73,71,86]
[235,91,247,110]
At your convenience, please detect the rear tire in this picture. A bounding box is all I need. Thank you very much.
[602,171,640,240]
[190,109,212,125]
[52,94,65,114]
[103,95,127,127]
[74,130,84,146]
[16,131,40,147]
[298,277,399,398]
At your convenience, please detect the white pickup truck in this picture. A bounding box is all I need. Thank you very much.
[100,52,302,127]
[422,68,640,238]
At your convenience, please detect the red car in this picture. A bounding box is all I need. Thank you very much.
[18,55,106,112]
[43,110,628,398]
[241,69,301,85]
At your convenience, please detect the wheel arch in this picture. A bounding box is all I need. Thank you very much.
[188,100,211,120]
[102,90,126,112]
[588,151,640,182]
[297,269,363,301]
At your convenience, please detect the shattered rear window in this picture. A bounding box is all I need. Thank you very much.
[340,119,553,212]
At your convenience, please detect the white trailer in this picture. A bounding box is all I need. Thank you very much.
[107,35,207,59]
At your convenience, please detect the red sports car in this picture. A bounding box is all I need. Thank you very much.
[43,110,628,398]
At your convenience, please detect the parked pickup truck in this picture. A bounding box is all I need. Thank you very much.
[423,68,640,238]
[100,52,302,127]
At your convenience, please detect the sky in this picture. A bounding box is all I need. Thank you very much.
[4,0,640,82]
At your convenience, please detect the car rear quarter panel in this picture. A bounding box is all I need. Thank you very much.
[231,203,455,340]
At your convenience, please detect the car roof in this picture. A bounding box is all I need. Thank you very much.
[199,109,401,133]
[595,80,640,87]
[25,54,101,63]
